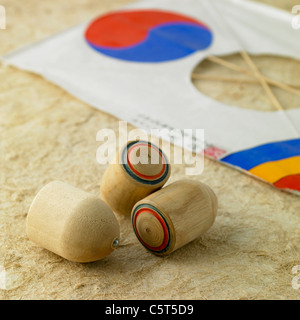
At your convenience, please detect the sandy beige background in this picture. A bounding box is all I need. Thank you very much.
[0,0,300,300]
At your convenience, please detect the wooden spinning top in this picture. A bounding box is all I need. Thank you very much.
[100,140,170,215]
[131,179,218,256]
[26,181,120,263]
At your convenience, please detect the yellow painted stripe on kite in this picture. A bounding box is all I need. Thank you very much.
[249,156,300,184]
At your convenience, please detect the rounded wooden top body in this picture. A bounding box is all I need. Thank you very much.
[27,181,120,262]
[100,140,171,215]
[131,179,218,255]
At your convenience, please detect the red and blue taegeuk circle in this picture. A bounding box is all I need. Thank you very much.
[84,9,213,63]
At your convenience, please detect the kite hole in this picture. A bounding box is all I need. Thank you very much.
[191,52,300,112]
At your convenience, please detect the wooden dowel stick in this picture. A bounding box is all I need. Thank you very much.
[206,55,300,97]
[207,55,254,75]
[191,73,300,89]
[260,76,300,95]
[131,180,218,256]
[191,73,259,84]
[239,51,284,111]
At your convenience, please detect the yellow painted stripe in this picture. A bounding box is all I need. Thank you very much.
[249,156,300,184]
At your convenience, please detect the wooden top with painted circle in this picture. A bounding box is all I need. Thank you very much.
[128,144,164,178]
[135,211,165,248]
[122,141,170,185]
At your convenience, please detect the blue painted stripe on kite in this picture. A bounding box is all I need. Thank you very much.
[220,138,300,170]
